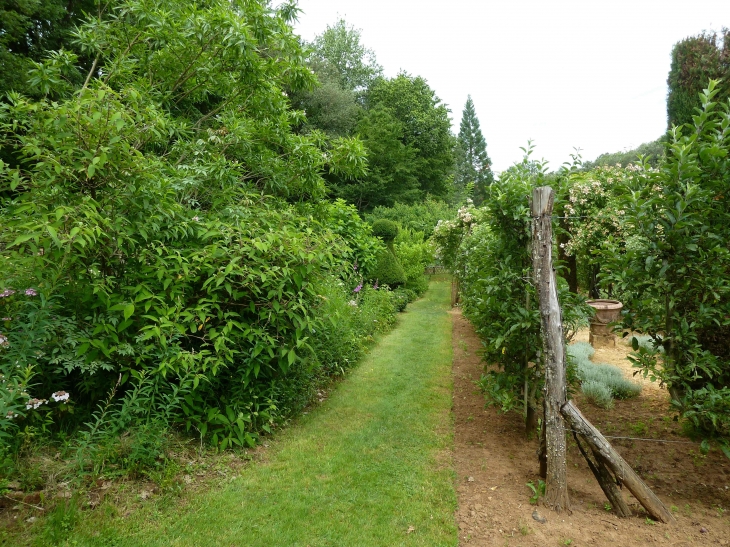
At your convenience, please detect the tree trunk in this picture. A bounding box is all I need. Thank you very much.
[526,404,537,439]
[538,402,547,479]
[561,401,677,524]
[531,187,570,513]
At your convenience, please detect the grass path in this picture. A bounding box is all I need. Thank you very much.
[71,280,457,546]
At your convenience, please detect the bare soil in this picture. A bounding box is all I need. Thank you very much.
[451,308,730,547]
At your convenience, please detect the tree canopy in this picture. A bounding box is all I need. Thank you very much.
[307,18,383,94]
[365,73,455,200]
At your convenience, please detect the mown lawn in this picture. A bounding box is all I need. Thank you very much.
[58,280,457,546]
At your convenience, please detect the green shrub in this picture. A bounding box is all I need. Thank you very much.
[568,341,595,363]
[611,377,643,400]
[394,227,433,296]
[309,278,365,375]
[681,386,730,442]
[405,276,428,297]
[371,219,399,242]
[357,285,397,334]
[598,81,730,450]
[0,0,371,455]
[366,199,456,238]
[582,381,614,409]
[369,248,406,288]
[390,289,409,312]
[567,342,642,407]
[312,199,385,279]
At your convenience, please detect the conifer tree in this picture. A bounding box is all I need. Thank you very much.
[454,95,493,205]
[666,30,729,129]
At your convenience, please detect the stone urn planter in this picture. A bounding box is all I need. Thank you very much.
[586,299,623,348]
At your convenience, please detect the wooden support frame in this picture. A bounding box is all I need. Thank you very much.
[530,186,676,524]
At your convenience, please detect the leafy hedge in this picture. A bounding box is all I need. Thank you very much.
[435,148,590,416]
[0,0,406,459]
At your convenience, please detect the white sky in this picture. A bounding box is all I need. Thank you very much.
[293,0,730,172]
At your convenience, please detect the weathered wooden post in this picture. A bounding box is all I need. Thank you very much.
[531,186,570,512]
[530,186,676,524]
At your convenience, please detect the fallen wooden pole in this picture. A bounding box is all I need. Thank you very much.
[561,400,677,524]
[572,431,631,518]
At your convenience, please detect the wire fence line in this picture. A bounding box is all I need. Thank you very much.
[564,428,696,445]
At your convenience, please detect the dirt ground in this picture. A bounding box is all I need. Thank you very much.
[451,309,730,547]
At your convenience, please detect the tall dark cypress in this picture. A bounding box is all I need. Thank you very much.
[455,95,493,205]
[667,30,730,129]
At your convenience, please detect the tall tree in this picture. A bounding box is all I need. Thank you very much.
[290,19,382,137]
[366,73,454,199]
[454,95,493,205]
[332,106,419,210]
[307,19,383,95]
[667,30,730,129]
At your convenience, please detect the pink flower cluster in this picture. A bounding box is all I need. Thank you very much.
[26,398,46,410]
[0,288,37,298]
[22,392,71,411]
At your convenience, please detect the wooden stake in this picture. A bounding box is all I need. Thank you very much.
[561,401,677,524]
[531,186,570,513]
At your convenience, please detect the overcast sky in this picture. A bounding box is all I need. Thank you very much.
[293,0,730,172]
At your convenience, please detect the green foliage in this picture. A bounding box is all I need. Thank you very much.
[389,289,410,312]
[307,199,385,279]
[366,73,455,199]
[582,139,666,169]
[454,95,493,205]
[395,229,433,295]
[305,278,397,386]
[0,0,96,97]
[581,381,614,409]
[599,80,730,449]
[681,386,730,454]
[526,479,546,505]
[667,31,730,129]
[369,249,406,289]
[561,164,637,297]
[371,219,399,242]
[369,219,406,288]
[332,105,420,210]
[431,204,477,271]
[0,0,388,456]
[366,199,456,238]
[291,78,360,137]
[31,282,456,547]
[290,18,382,137]
[365,203,438,297]
[448,143,590,415]
[306,19,383,95]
